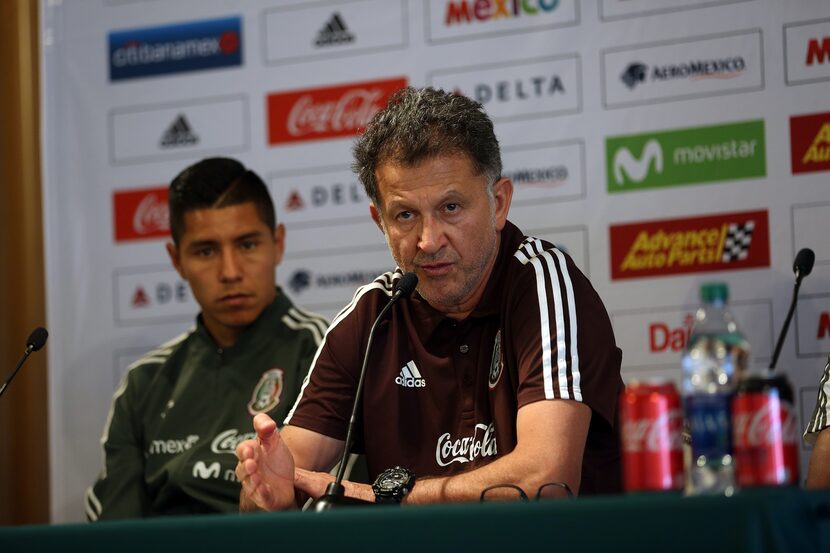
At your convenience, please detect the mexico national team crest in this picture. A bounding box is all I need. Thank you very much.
[248,368,284,415]
[489,331,503,389]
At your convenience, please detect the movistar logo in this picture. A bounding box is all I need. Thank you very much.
[606,120,766,193]
[612,140,663,185]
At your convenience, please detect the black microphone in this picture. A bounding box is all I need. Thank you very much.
[311,272,418,511]
[769,249,815,370]
[794,248,815,281]
[0,327,49,399]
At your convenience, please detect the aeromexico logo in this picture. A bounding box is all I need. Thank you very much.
[435,423,498,467]
[606,120,766,193]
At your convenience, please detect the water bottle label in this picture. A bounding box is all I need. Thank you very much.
[685,394,733,459]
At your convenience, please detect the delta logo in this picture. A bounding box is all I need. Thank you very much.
[113,186,169,242]
[108,16,242,82]
[609,209,770,280]
[791,111,830,174]
[606,120,766,193]
[267,77,406,145]
[444,0,561,25]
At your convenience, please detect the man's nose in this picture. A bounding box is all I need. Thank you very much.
[219,249,242,282]
[418,216,446,254]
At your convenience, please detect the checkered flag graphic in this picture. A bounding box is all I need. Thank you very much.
[721,220,755,262]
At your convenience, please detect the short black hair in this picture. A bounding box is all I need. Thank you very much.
[352,86,502,206]
[168,157,276,244]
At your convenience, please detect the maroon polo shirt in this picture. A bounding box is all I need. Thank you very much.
[286,221,623,495]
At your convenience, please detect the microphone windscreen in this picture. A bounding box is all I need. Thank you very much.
[395,272,419,299]
[794,248,815,278]
[27,327,49,351]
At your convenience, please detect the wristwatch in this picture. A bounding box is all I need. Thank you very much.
[372,466,415,505]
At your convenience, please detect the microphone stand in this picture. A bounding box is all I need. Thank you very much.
[311,273,417,511]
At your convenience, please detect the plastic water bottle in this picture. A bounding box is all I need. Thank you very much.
[681,282,750,496]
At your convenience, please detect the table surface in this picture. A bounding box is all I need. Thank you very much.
[2,487,829,553]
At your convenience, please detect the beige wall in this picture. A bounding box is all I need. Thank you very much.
[0,0,49,525]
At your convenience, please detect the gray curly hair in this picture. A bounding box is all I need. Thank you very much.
[352,87,502,207]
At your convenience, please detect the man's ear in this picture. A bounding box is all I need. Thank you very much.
[166,241,185,279]
[369,203,385,234]
[273,223,286,266]
[491,177,513,232]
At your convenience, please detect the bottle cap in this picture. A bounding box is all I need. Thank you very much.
[700,282,728,304]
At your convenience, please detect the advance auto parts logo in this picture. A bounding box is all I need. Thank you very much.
[606,120,765,193]
[609,210,770,280]
[108,16,242,82]
[790,111,830,174]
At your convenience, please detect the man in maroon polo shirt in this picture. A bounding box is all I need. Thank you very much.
[235,87,623,507]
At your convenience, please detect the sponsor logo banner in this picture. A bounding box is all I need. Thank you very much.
[108,16,242,81]
[267,77,406,145]
[599,0,755,21]
[795,294,830,358]
[428,55,581,121]
[611,300,773,369]
[523,225,589,276]
[791,112,830,174]
[609,209,770,280]
[113,266,197,324]
[270,167,368,227]
[264,0,407,64]
[113,186,169,242]
[503,140,586,205]
[784,18,830,86]
[110,95,248,164]
[602,30,763,108]
[426,0,578,44]
[606,120,765,192]
[791,203,830,272]
[279,248,392,316]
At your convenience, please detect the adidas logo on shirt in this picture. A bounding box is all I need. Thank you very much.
[314,12,355,46]
[395,360,426,388]
[160,114,199,148]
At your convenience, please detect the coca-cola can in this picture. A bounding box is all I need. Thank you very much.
[620,380,684,492]
[733,373,799,486]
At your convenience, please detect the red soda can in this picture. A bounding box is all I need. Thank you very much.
[620,380,684,492]
[733,373,799,486]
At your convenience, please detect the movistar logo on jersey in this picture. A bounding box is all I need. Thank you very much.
[606,120,766,193]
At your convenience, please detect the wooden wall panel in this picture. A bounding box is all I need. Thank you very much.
[0,0,49,526]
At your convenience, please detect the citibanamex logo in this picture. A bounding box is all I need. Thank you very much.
[622,410,683,452]
[733,401,798,447]
[113,186,170,242]
[267,77,407,145]
[435,423,498,467]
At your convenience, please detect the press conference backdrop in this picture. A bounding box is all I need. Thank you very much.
[41,0,830,522]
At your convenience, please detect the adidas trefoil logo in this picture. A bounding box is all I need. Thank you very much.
[160,114,199,148]
[315,12,355,47]
[395,360,425,388]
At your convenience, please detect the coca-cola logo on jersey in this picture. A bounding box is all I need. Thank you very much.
[733,400,798,447]
[113,186,170,243]
[435,423,498,467]
[267,77,407,145]
[622,410,683,452]
[210,429,256,455]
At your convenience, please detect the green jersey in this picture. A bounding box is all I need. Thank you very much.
[86,291,327,520]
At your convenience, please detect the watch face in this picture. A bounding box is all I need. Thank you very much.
[377,468,409,491]
[373,466,414,500]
